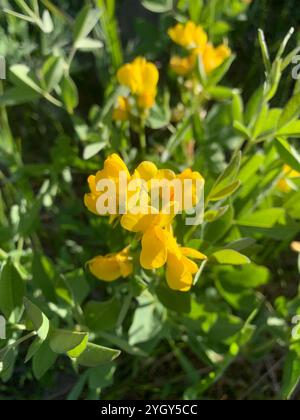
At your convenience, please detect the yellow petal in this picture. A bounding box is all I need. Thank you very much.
[181,247,207,260]
[181,256,198,274]
[170,55,196,76]
[140,227,168,269]
[137,92,156,109]
[88,255,122,282]
[104,154,130,178]
[87,175,97,194]
[113,96,130,121]
[134,161,158,181]
[141,62,159,91]
[84,193,98,215]
[121,209,158,233]
[166,253,193,292]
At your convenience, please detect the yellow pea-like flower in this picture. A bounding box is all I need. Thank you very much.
[168,21,208,54]
[278,165,300,193]
[113,96,130,121]
[88,248,133,282]
[117,57,159,109]
[166,247,207,292]
[170,55,196,76]
[202,43,231,74]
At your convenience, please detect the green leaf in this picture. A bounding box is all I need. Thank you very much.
[204,206,229,223]
[42,56,65,92]
[32,253,56,302]
[32,341,57,380]
[49,329,88,354]
[275,137,300,172]
[207,55,235,86]
[41,10,54,33]
[217,264,270,288]
[24,298,50,341]
[233,121,251,139]
[63,269,90,306]
[83,141,107,160]
[0,260,25,323]
[68,334,89,359]
[278,92,300,128]
[10,64,43,94]
[0,348,16,377]
[232,92,244,124]
[258,29,271,72]
[208,152,241,201]
[141,0,173,13]
[208,180,241,201]
[156,283,191,314]
[281,342,300,400]
[75,38,104,51]
[238,208,285,228]
[210,249,250,265]
[25,337,43,363]
[84,298,121,332]
[61,75,79,114]
[73,6,101,45]
[129,293,165,345]
[277,120,300,137]
[77,343,120,367]
[0,87,40,106]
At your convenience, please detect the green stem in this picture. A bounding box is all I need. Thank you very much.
[8,331,37,350]
[116,292,132,330]
[138,116,147,155]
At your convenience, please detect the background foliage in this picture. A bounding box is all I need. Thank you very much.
[1,0,300,400]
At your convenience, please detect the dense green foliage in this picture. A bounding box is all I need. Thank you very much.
[1,0,300,400]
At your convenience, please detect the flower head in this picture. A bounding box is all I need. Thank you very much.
[117,57,159,109]
[88,247,133,282]
[85,155,206,292]
[168,21,207,54]
[168,21,231,76]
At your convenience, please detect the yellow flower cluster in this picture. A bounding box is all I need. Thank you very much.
[277,165,300,193]
[168,21,231,77]
[113,57,159,121]
[85,154,207,292]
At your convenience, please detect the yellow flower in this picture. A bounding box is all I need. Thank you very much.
[168,21,208,54]
[278,165,300,193]
[166,247,207,292]
[117,57,159,109]
[202,43,231,74]
[121,205,177,270]
[170,55,196,76]
[113,96,130,121]
[88,248,133,282]
[84,154,130,215]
